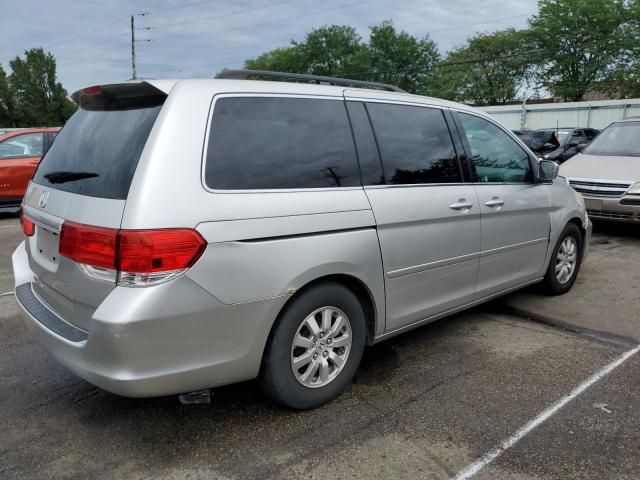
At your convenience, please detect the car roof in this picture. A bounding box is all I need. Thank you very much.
[73,79,481,116]
[614,117,640,123]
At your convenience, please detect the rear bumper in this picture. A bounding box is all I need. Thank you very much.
[583,195,640,223]
[12,241,286,397]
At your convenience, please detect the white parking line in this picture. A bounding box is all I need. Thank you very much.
[453,344,640,480]
[0,224,19,229]
[0,291,14,297]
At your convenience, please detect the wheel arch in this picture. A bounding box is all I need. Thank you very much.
[270,273,379,348]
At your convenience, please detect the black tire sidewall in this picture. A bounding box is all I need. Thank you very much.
[544,223,583,295]
[260,282,366,409]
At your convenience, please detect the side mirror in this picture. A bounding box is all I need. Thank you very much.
[537,159,559,182]
[575,143,588,153]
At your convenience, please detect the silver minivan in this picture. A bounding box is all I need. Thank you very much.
[13,71,591,409]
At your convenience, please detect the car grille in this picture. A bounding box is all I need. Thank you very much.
[587,209,633,219]
[568,178,633,197]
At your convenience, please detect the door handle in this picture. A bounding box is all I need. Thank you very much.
[485,198,505,208]
[449,199,473,211]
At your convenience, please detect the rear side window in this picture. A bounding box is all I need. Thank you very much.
[33,98,163,200]
[205,97,360,189]
[366,103,461,185]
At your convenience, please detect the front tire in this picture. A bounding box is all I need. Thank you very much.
[542,223,583,295]
[259,282,366,410]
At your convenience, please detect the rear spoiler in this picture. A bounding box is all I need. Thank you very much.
[71,80,176,107]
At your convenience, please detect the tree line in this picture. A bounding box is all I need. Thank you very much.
[2,0,639,129]
[242,0,640,104]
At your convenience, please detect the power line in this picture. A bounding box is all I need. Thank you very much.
[145,0,292,20]
[148,0,299,29]
[149,0,374,43]
[56,32,129,63]
[427,13,531,35]
[46,15,129,49]
[137,11,536,78]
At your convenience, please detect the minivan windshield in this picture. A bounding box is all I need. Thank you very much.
[583,121,640,157]
[33,98,163,199]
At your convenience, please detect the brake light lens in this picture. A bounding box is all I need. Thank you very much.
[60,222,117,269]
[118,229,206,273]
[59,221,206,286]
[20,209,35,237]
[82,85,102,95]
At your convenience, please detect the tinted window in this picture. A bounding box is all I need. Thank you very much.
[457,113,532,183]
[346,101,384,185]
[366,103,461,184]
[0,133,44,159]
[205,97,360,189]
[33,100,162,199]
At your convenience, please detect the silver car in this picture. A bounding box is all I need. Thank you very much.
[560,117,640,223]
[13,72,591,409]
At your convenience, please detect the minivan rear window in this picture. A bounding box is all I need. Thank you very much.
[33,97,163,200]
[205,97,360,189]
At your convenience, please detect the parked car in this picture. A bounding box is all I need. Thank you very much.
[13,72,590,409]
[513,129,560,157]
[514,128,599,162]
[0,127,60,212]
[560,117,640,223]
[544,127,600,163]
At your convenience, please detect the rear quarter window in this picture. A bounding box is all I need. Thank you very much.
[204,96,360,190]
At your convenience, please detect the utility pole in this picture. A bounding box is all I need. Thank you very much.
[130,15,137,80]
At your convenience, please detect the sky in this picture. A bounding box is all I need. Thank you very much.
[1,0,537,94]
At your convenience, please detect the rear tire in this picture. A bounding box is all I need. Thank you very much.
[259,282,366,410]
[542,223,583,295]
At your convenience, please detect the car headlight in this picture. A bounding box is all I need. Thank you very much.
[575,190,585,208]
[558,175,570,185]
[627,182,640,195]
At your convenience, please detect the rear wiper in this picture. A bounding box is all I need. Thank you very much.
[43,171,99,184]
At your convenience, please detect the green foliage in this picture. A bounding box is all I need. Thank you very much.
[528,0,628,101]
[243,21,439,94]
[367,21,440,95]
[0,65,14,126]
[604,0,640,97]
[296,25,370,76]
[7,48,76,127]
[434,29,534,105]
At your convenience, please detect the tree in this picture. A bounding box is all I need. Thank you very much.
[434,29,534,105]
[245,26,369,77]
[245,47,306,74]
[366,21,440,95]
[0,64,14,126]
[296,25,370,77]
[604,0,640,97]
[242,21,439,94]
[8,48,76,127]
[528,0,628,101]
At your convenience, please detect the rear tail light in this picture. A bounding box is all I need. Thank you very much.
[20,209,35,237]
[59,221,206,287]
[59,222,117,269]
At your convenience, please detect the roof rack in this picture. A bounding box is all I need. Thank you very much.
[215,69,407,93]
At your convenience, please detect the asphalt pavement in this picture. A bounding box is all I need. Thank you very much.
[1,214,638,480]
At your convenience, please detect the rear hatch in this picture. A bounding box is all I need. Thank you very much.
[21,82,168,331]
